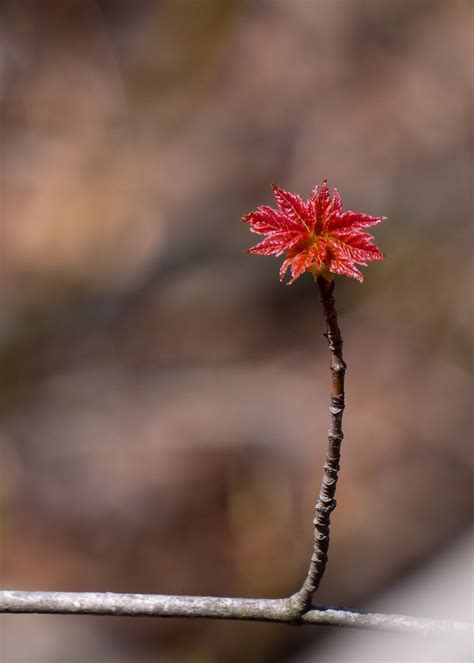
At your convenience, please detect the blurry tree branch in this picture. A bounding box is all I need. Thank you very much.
[0,590,470,635]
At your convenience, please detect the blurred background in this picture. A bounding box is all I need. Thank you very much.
[0,0,472,661]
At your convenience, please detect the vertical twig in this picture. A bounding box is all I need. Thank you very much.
[293,276,346,611]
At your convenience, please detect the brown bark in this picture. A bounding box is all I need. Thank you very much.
[294,277,346,609]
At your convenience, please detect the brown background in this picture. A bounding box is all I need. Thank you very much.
[0,1,472,661]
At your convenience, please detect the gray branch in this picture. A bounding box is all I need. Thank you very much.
[0,590,471,636]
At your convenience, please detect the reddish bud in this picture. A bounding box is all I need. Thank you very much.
[243,182,387,284]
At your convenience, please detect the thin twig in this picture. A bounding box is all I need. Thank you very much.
[294,277,346,610]
[0,590,470,635]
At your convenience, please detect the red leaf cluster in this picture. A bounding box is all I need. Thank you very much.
[242,181,386,283]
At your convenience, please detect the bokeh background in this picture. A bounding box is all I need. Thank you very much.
[0,0,472,661]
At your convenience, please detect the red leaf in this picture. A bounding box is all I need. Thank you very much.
[311,181,331,233]
[327,250,364,282]
[330,188,343,214]
[243,205,302,235]
[248,231,304,256]
[272,185,313,232]
[285,249,316,284]
[243,181,387,284]
[327,210,386,232]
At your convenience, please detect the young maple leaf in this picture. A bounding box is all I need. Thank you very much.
[242,181,387,283]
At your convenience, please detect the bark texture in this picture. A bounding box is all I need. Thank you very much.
[0,590,470,635]
[295,277,346,609]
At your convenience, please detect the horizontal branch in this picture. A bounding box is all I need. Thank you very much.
[0,590,471,636]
